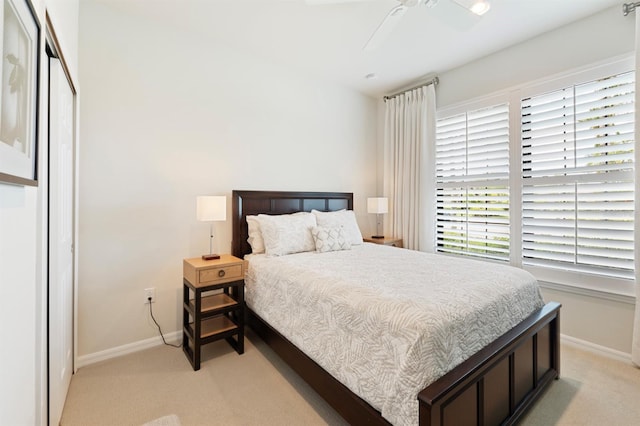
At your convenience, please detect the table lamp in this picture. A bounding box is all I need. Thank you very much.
[196,195,226,260]
[367,197,388,239]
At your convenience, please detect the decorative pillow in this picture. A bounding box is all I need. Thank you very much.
[311,209,363,245]
[311,226,351,253]
[256,212,317,256]
[246,215,265,254]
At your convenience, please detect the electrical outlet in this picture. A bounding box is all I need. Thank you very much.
[144,287,155,304]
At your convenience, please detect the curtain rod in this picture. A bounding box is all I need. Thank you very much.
[623,2,640,15]
[383,76,439,102]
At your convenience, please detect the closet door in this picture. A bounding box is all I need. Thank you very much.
[48,56,74,426]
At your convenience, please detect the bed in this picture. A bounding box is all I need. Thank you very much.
[231,190,560,426]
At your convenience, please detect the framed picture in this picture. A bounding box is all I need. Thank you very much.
[0,0,39,186]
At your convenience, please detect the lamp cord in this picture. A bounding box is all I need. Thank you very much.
[148,298,181,348]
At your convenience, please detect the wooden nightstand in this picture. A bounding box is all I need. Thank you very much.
[182,254,245,371]
[363,237,403,248]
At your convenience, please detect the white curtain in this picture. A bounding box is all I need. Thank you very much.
[632,9,640,367]
[383,84,436,251]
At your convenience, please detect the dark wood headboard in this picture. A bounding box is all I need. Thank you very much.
[231,190,353,258]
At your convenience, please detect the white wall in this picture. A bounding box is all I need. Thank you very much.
[77,1,377,358]
[0,0,79,424]
[437,6,634,108]
[0,187,38,423]
[434,5,636,354]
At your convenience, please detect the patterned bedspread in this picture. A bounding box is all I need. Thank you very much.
[245,243,545,425]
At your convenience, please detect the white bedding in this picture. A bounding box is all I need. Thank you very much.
[245,243,545,425]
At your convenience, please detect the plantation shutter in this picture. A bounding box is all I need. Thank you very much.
[521,71,635,279]
[436,103,510,261]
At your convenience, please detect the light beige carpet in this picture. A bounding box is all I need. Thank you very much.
[142,414,181,426]
[61,330,640,426]
[61,329,347,426]
[519,343,640,426]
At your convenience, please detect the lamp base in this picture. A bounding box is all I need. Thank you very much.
[371,235,384,239]
[202,253,221,260]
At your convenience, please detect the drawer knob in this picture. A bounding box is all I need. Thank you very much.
[218,270,226,278]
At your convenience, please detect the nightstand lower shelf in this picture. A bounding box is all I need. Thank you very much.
[185,316,238,340]
[188,294,238,314]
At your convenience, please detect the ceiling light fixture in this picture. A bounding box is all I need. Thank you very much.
[469,1,490,16]
[453,0,490,16]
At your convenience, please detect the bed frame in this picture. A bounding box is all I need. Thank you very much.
[232,190,561,426]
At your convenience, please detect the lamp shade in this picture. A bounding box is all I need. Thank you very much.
[196,196,226,222]
[367,197,388,214]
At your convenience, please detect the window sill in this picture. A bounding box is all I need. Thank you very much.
[525,265,636,305]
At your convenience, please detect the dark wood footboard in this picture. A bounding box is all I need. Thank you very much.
[248,302,560,426]
[418,301,561,426]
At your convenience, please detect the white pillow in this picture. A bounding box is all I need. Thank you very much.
[246,215,265,254]
[311,209,363,245]
[257,212,317,256]
[311,226,351,253]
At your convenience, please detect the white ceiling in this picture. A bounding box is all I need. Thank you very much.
[116,0,622,97]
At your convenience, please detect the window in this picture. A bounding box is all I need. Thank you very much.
[435,103,510,261]
[521,72,635,279]
[435,61,635,293]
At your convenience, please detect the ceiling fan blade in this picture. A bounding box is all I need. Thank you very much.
[363,5,408,52]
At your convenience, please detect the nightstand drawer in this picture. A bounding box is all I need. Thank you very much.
[199,264,243,284]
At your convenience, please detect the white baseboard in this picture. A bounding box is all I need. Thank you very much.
[561,334,632,364]
[76,331,181,369]
[76,331,632,369]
